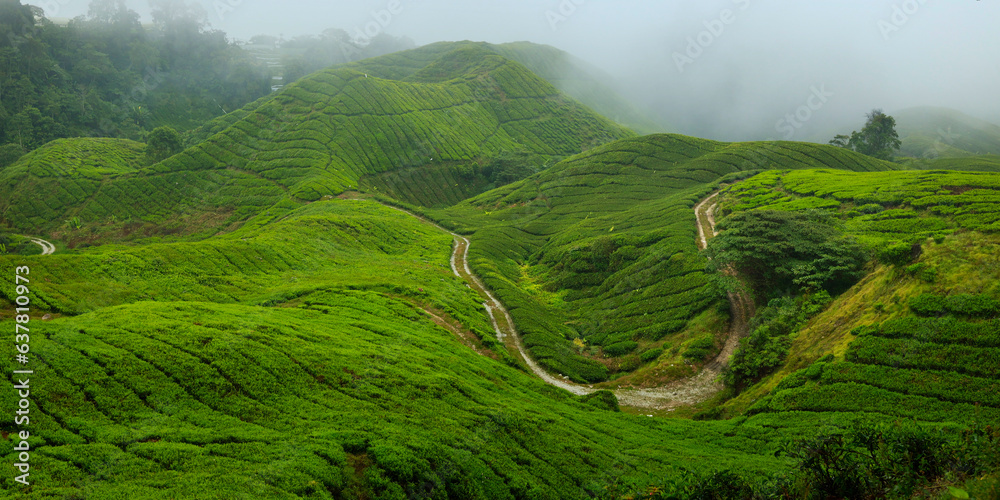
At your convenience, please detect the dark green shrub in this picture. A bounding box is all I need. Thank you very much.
[640,347,664,362]
[725,293,835,392]
[773,369,809,391]
[857,203,884,214]
[145,126,183,164]
[682,336,715,362]
[946,294,999,318]
[705,209,869,297]
[579,390,620,412]
[604,341,638,357]
[909,294,947,316]
[878,241,917,266]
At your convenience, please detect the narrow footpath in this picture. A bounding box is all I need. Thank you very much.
[383,192,752,409]
[30,238,55,255]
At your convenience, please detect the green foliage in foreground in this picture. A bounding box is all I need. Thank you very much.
[0,290,788,498]
[604,421,1000,500]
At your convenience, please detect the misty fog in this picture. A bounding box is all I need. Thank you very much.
[40,0,1000,142]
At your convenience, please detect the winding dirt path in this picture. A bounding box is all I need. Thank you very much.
[30,238,56,255]
[381,192,752,409]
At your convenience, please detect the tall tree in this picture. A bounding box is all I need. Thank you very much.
[830,109,902,161]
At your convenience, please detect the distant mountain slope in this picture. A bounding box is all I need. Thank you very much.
[898,154,1000,172]
[0,45,634,237]
[896,107,1000,158]
[489,42,671,135]
[428,134,898,383]
[334,41,670,134]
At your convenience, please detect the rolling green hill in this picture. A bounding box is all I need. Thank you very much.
[488,42,672,135]
[709,168,1000,424]
[897,154,1000,172]
[4,44,1000,499]
[0,44,634,241]
[896,106,1000,159]
[427,134,898,383]
[1,198,797,498]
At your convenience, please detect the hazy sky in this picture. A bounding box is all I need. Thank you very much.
[39,0,1000,141]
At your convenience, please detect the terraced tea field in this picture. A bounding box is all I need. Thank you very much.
[1,198,798,498]
[4,41,1000,498]
[429,134,897,385]
[0,44,634,240]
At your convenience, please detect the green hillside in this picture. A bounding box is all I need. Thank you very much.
[488,42,671,135]
[0,137,287,246]
[896,106,1000,158]
[897,154,1000,172]
[302,41,669,135]
[5,44,1000,499]
[5,135,1000,497]
[2,198,799,498]
[427,135,897,383]
[708,168,1000,420]
[0,44,634,240]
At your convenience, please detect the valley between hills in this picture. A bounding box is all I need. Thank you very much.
[1,41,999,499]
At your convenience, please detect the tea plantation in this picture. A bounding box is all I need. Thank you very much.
[3,46,1000,498]
[708,167,1000,434]
[0,43,634,239]
[2,199,798,498]
[428,135,898,383]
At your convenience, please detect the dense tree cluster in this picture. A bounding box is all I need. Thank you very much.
[0,0,271,153]
[705,209,869,299]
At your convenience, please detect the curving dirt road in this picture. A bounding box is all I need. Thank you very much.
[382,192,752,409]
[30,238,56,255]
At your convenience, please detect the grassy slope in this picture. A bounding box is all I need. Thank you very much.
[711,169,1000,431]
[428,134,897,383]
[897,154,1000,172]
[896,106,1000,158]
[0,45,634,239]
[0,199,793,499]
